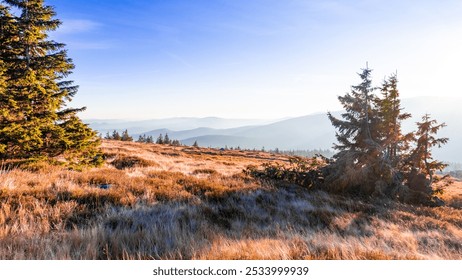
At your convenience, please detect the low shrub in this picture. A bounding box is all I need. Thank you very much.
[111,156,158,170]
[244,157,326,189]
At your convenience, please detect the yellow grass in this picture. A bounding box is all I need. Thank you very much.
[0,140,461,259]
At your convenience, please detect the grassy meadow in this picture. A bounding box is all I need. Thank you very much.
[0,140,461,259]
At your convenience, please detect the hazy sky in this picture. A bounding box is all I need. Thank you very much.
[47,0,462,120]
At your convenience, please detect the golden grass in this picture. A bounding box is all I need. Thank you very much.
[0,140,461,259]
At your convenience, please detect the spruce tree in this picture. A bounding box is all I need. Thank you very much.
[375,74,412,181]
[137,134,146,143]
[163,133,170,145]
[327,66,384,192]
[111,130,121,141]
[408,114,448,187]
[121,129,132,141]
[0,3,23,158]
[156,134,163,144]
[0,0,100,166]
[146,135,153,144]
[58,115,102,166]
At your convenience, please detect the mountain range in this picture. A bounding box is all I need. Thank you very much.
[86,97,461,162]
[87,117,276,134]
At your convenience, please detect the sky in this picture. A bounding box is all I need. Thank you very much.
[45,0,462,120]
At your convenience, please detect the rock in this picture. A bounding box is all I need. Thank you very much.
[98,184,112,190]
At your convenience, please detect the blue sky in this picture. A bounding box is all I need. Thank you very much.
[47,0,462,120]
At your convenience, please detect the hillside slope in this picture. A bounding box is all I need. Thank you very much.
[0,140,461,260]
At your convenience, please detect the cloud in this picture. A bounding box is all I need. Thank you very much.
[55,19,101,35]
[66,41,112,50]
[50,19,110,50]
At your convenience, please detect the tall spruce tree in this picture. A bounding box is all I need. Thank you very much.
[327,66,385,192]
[0,0,100,166]
[375,74,412,178]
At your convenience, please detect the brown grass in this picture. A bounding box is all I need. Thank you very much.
[0,140,461,259]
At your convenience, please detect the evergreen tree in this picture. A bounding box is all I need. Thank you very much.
[111,130,121,141]
[120,129,132,141]
[408,114,448,187]
[104,131,111,140]
[192,140,198,147]
[0,0,100,165]
[327,66,384,191]
[163,133,170,145]
[58,116,103,166]
[156,134,163,144]
[0,3,26,158]
[326,66,448,200]
[375,74,412,182]
[0,5,11,154]
[146,135,153,144]
[137,134,146,143]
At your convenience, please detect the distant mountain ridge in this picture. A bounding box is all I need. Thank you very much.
[87,97,461,162]
[139,126,259,141]
[88,117,276,134]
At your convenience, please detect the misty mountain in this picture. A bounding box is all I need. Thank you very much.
[232,113,337,150]
[155,113,339,151]
[87,117,274,134]
[181,135,262,148]
[138,126,259,140]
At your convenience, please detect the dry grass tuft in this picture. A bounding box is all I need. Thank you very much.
[110,155,158,170]
[192,168,219,175]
